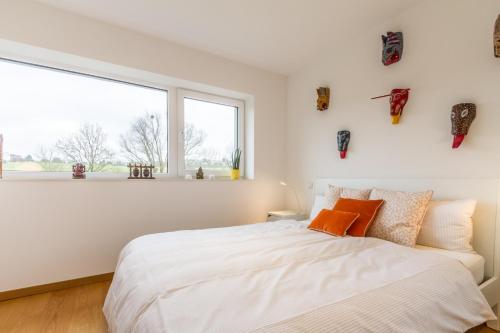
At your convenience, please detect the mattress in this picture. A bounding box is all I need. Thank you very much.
[415,244,485,284]
[104,220,495,332]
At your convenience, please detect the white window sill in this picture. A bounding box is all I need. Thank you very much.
[0,173,250,182]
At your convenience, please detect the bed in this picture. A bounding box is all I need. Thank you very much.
[104,178,500,332]
[415,245,485,284]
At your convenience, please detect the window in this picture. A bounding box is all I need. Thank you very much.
[0,58,168,175]
[178,90,244,177]
[0,58,245,179]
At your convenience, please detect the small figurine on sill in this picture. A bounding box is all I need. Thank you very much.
[196,167,204,179]
[127,163,155,179]
[72,163,86,179]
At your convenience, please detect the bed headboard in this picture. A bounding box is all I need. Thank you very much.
[313,178,500,279]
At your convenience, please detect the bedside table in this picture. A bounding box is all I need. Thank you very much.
[267,210,308,222]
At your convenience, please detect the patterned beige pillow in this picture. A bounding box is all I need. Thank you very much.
[325,185,371,209]
[367,188,433,247]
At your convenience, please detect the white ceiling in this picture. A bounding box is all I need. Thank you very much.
[37,0,420,75]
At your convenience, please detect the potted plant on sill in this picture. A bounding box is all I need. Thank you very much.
[230,148,241,180]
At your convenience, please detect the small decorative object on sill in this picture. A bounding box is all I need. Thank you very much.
[185,174,193,180]
[196,167,204,180]
[127,163,155,179]
[229,148,241,180]
[451,103,476,149]
[381,31,403,66]
[316,87,330,111]
[337,130,350,159]
[495,14,500,57]
[208,174,216,180]
[72,163,86,179]
[0,134,3,179]
[371,88,410,124]
[231,169,240,180]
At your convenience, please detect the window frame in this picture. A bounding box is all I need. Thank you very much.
[0,57,245,180]
[176,89,245,178]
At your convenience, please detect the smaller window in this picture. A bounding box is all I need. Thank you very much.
[178,90,244,177]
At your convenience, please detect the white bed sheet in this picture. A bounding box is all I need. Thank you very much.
[415,244,485,284]
[104,220,495,333]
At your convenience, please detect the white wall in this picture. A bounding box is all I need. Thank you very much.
[0,1,286,291]
[2,0,498,293]
[286,0,500,209]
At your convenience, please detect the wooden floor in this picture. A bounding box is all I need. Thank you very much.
[0,280,495,333]
[0,281,110,333]
[470,325,497,333]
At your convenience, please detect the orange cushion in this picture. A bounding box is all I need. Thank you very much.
[308,209,360,237]
[333,198,384,237]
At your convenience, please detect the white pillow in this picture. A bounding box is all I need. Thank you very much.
[309,195,328,220]
[416,199,477,253]
[325,185,371,209]
[310,186,372,221]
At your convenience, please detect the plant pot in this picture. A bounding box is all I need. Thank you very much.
[230,169,240,180]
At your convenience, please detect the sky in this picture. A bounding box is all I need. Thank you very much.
[184,98,236,161]
[0,59,166,160]
[0,59,236,165]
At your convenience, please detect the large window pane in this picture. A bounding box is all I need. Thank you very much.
[184,98,237,174]
[0,59,168,173]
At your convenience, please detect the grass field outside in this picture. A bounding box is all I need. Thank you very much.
[4,161,130,173]
[3,160,232,175]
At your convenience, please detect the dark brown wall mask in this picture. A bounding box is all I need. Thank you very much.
[451,103,476,149]
[337,130,350,159]
[495,14,500,57]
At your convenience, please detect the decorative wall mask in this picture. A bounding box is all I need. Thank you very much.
[382,32,403,66]
[371,89,410,124]
[0,134,3,179]
[495,14,500,57]
[451,103,476,149]
[316,87,330,111]
[337,130,350,159]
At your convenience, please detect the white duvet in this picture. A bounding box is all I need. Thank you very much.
[104,220,495,333]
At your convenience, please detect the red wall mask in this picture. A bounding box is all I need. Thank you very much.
[451,103,476,149]
[371,89,410,124]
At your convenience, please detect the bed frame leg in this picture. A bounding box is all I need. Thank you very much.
[487,305,500,331]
